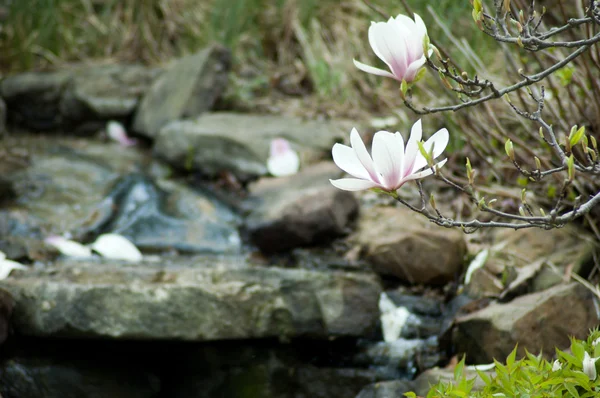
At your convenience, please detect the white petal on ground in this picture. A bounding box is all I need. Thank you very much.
[267,138,300,177]
[107,120,137,147]
[91,233,143,262]
[45,235,93,258]
[464,249,489,285]
[0,251,28,280]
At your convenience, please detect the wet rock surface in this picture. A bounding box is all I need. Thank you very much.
[154,112,344,180]
[0,259,382,340]
[0,288,13,346]
[133,45,231,138]
[453,282,600,364]
[353,206,467,284]
[244,162,359,253]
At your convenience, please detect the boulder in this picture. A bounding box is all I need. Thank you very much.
[133,45,231,138]
[0,260,382,340]
[0,64,160,131]
[453,282,600,364]
[153,112,344,180]
[353,207,467,285]
[244,162,359,253]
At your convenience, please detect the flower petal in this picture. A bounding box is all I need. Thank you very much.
[403,119,423,175]
[45,235,93,258]
[267,138,300,177]
[91,233,143,262]
[404,55,427,82]
[329,178,379,191]
[412,128,450,172]
[403,158,448,182]
[332,142,371,180]
[371,131,404,189]
[353,59,397,80]
[369,20,408,79]
[350,128,381,183]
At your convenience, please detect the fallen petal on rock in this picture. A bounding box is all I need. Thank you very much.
[45,236,93,258]
[267,138,300,177]
[0,252,28,280]
[107,120,137,147]
[91,233,143,262]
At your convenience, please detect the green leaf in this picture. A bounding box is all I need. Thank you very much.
[569,126,586,148]
[507,345,518,368]
[455,356,466,380]
[565,381,581,397]
[403,392,417,398]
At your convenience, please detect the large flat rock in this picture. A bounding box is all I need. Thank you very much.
[0,260,382,341]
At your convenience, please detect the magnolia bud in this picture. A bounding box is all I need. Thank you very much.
[503,0,511,12]
[535,156,542,170]
[505,139,515,161]
[567,154,575,181]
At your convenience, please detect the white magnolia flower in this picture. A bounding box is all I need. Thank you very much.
[583,351,599,380]
[0,251,28,280]
[330,120,448,192]
[354,13,430,82]
[267,138,300,177]
[107,121,137,147]
[90,233,143,262]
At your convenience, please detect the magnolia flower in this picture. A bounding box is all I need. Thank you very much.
[354,13,430,83]
[107,121,137,147]
[330,120,448,192]
[583,351,599,380]
[267,138,300,177]
[0,251,27,280]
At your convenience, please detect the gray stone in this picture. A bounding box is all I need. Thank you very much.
[465,226,596,299]
[244,162,359,253]
[453,282,600,364]
[0,133,239,255]
[60,64,162,125]
[0,70,71,130]
[154,112,344,180]
[0,288,13,346]
[356,367,489,398]
[0,96,6,135]
[0,358,160,398]
[353,207,467,285]
[133,45,231,138]
[0,260,382,340]
[0,64,159,131]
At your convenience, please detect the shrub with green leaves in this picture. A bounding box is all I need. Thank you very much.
[406,329,600,398]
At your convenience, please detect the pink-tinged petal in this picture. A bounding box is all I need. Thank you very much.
[369,21,408,79]
[403,119,423,175]
[350,128,380,183]
[412,128,450,171]
[330,178,379,191]
[331,142,371,180]
[371,131,404,190]
[403,158,448,183]
[107,121,137,147]
[392,14,423,65]
[353,59,397,80]
[404,56,427,82]
[45,235,93,258]
[268,138,300,177]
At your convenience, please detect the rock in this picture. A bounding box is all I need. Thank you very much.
[0,288,13,345]
[0,134,239,255]
[0,65,160,131]
[453,282,600,364]
[0,259,382,340]
[466,226,596,299]
[353,207,467,285]
[356,367,489,398]
[0,96,6,135]
[159,341,378,398]
[153,112,344,180]
[244,162,359,253]
[0,358,160,398]
[72,174,241,254]
[60,64,162,129]
[354,337,440,375]
[0,70,71,130]
[133,45,231,138]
